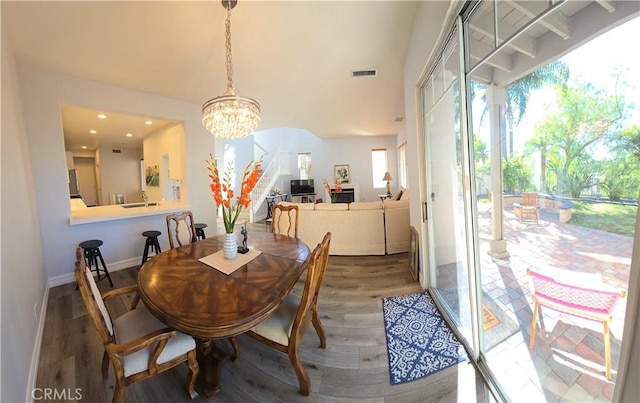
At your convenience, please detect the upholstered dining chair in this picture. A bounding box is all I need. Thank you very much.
[166,211,197,249]
[74,247,198,403]
[271,203,299,238]
[245,232,332,395]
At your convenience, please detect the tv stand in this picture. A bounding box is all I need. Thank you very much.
[291,193,315,204]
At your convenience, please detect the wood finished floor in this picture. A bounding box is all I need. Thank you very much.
[37,229,495,402]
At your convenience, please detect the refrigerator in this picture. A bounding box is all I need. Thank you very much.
[68,169,80,195]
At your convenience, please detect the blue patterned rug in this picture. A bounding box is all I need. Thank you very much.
[382,292,468,385]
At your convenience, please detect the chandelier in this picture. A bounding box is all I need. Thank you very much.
[202,0,260,139]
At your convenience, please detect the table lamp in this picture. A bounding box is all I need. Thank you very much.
[382,172,393,196]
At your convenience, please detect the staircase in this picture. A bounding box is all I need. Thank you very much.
[241,150,290,223]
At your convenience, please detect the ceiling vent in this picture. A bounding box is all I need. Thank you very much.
[352,69,377,78]
[112,149,122,154]
[394,117,405,123]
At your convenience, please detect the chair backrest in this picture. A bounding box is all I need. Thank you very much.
[272,204,299,238]
[290,232,331,342]
[166,211,197,249]
[75,247,114,344]
[522,192,538,207]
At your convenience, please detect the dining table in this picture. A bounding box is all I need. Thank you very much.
[137,231,310,399]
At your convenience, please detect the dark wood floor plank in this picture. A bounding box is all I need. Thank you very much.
[36,225,494,402]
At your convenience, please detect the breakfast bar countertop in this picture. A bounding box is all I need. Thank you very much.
[69,200,192,225]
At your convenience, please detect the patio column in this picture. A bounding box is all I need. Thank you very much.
[486,86,509,258]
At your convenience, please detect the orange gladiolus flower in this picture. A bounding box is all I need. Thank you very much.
[206,154,264,233]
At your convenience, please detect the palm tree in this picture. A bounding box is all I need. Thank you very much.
[525,133,553,192]
[475,61,569,157]
[503,61,570,156]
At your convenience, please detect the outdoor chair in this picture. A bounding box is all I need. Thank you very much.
[527,268,626,380]
[519,192,540,223]
[245,232,332,395]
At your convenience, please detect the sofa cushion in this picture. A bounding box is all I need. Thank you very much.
[384,199,409,209]
[315,203,348,211]
[400,187,409,200]
[390,190,403,200]
[279,201,314,210]
[349,201,383,211]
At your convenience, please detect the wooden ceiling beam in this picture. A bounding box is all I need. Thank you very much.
[468,11,536,58]
[503,0,570,39]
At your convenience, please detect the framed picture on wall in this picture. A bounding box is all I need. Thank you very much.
[334,164,350,184]
[145,165,159,187]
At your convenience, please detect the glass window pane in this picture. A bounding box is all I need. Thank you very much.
[443,30,460,91]
[433,59,444,102]
[371,149,388,189]
[297,153,311,180]
[466,1,495,70]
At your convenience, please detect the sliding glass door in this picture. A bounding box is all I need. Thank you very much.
[424,27,477,347]
[422,1,635,401]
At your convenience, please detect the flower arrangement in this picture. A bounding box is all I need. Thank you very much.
[207,155,263,233]
[323,179,343,203]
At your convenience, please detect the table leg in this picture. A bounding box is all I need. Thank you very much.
[194,338,230,400]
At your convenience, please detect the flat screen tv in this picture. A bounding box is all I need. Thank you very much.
[290,179,314,195]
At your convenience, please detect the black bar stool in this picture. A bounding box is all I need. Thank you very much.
[79,239,113,287]
[141,230,162,266]
[195,223,207,241]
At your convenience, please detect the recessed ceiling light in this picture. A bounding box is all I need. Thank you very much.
[97,114,107,119]
[144,120,153,125]
[89,130,97,134]
[126,133,133,137]
[81,146,87,149]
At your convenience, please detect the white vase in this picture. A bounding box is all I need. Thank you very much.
[223,233,238,260]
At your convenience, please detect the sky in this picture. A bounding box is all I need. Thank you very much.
[513,16,640,152]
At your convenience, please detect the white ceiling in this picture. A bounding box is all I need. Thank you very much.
[3,1,637,151]
[2,0,419,149]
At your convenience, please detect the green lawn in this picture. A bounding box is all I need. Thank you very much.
[569,200,638,237]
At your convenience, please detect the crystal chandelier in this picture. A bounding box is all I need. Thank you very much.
[202,0,260,139]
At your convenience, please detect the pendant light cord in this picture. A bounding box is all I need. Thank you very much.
[225,5,234,90]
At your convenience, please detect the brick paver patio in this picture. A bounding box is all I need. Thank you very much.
[477,203,634,402]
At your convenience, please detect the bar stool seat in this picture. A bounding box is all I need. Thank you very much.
[79,239,113,288]
[195,223,207,241]
[141,230,162,266]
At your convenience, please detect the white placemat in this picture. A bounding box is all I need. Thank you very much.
[198,249,262,275]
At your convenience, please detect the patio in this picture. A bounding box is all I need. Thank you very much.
[477,202,633,401]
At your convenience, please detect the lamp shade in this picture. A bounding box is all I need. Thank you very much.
[382,172,393,181]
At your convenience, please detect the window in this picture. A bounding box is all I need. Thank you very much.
[297,153,311,179]
[398,142,407,188]
[371,148,388,188]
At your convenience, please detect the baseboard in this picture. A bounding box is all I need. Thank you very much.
[26,285,50,403]
[48,256,141,287]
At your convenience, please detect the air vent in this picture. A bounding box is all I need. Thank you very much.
[112,149,122,154]
[352,69,377,78]
[394,117,405,123]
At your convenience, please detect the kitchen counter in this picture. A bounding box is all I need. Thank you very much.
[69,200,192,225]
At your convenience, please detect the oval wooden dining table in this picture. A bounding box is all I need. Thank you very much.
[137,232,310,399]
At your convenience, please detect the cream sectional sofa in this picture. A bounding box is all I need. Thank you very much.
[277,199,409,256]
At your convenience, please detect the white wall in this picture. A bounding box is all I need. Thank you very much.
[16,64,218,280]
[98,146,143,204]
[254,128,399,201]
[143,123,184,202]
[1,35,48,403]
